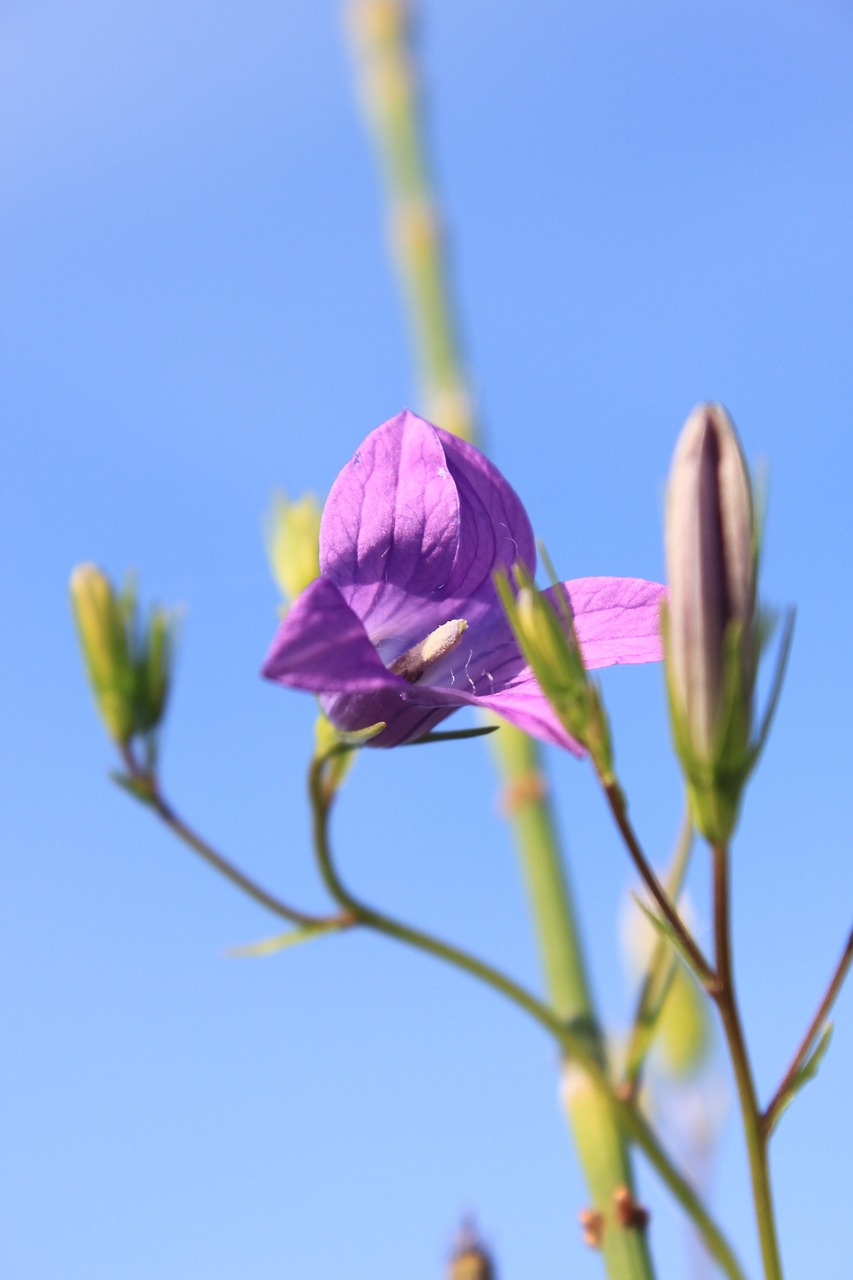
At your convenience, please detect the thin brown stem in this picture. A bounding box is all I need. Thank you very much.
[764,922,853,1138]
[712,843,783,1280]
[601,778,714,989]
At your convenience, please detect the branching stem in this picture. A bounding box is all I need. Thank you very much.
[309,752,746,1280]
[764,923,853,1137]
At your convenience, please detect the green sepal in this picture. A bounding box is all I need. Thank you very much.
[747,609,795,772]
[226,919,346,958]
[766,1023,834,1137]
[314,714,387,796]
[404,725,499,745]
[110,770,156,807]
[663,605,754,844]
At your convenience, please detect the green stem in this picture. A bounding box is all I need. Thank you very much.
[490,728,656,1278]
[310,754,746,1280]
[119,745,344,929]
[346,0,473,443]
[346,7,662,1273]
[713,843,783,1280]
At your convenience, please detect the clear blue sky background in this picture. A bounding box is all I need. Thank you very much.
[3,2,852,1277]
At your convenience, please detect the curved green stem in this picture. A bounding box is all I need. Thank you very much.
[309,753,746,1280]
[118,744,346,929]
[713,843,783,1280]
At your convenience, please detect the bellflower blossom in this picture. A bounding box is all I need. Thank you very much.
[263,410,665,750]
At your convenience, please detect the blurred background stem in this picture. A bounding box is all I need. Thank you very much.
[344,4,655,1274]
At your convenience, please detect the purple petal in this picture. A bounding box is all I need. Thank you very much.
[475,678,586,755]
[261,576,403,693]
[550,577,666,669]
[437,429,536,610]
[319,410,461,639]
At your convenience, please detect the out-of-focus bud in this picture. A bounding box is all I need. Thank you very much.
[266,492,321,607]
[622,890,712,1081]
[136,603,175,734]
[447,1223,495,1280]
[70,564,136,743]
[70,565,177,750]
[665,404,756,842]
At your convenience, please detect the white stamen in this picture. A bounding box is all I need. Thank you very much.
[388,619,468,684]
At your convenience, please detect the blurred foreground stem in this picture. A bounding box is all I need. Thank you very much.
[345,4,655,1273]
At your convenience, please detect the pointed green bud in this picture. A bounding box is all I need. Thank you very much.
[70,564,177,749]
[665,404,757,842]
[70,564,137,743]
[266,492,322,606]
[496,564,612,773]
[135,603,176,734]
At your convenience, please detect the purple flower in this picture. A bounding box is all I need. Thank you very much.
[262,410,665,750]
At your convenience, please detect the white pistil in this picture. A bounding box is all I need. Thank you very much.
[388,619,469,684]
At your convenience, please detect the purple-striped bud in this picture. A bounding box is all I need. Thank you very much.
[665,405,756,838]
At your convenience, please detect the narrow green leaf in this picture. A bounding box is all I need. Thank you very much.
[632,894,708,988]
[749,608,796,770]
[406,725,499,745]
[226,920,345,958]
[767,1023,834,1135]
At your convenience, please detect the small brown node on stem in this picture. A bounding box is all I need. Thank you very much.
[613,1185,650,1232]
[578,1208,605,1249]
[501,770,547,815]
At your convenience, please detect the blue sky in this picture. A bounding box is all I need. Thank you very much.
[3,2,852,1277]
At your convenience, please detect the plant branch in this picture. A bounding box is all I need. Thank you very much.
[712,842,783,1280]
[764,921,853,1138]
[309,751,746,1280]
[118,745,349,930]
[600,776,714,990]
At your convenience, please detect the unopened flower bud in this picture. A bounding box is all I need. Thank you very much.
[70,565,177,749]
[665,404,756,840]
[266,492,322,606]
[70,564,136,743]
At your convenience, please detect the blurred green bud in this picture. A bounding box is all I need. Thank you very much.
[135,601,175,734]
[70,564,177,749]
[70,564,136,743]
[622,889,712,1081]
[664,404,757,842]
[266,491,322,606]
[657,960,711,1079]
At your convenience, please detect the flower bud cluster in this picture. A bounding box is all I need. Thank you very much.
[70,564,176,749]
